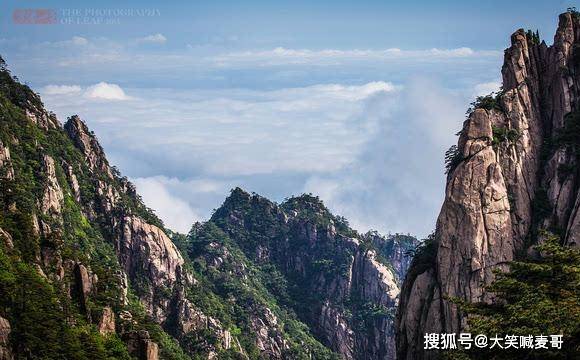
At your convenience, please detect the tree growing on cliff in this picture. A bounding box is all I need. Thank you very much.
[448,232,580,359]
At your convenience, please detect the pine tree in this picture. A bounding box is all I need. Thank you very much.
[447,232,580,359]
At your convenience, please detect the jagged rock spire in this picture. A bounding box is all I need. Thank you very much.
[397,11,580,360]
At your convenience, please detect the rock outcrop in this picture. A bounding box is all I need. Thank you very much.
[98,307,116,335]
[64,115,113,179]
[40,155,64,218]
[397,12,580,359]
[0,316,12,360]
[125,331,159,360]
[0,228,13,250]
[73,263,94,316]
[365,232,419,281]
[0,141,14,180]
[116,215,186,321]
[249,308,286,358]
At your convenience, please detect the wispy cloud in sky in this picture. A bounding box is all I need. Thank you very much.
[42,84,82,95]
[136,33,167,44]
[212,47,500,67]
[41,81,396,175]
[303,78,467,235]
[23,31,504,236]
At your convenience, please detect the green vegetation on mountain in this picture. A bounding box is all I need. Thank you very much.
[204,188,414,358]
[446,232,580,360]
[0,58,188,359]
[182,221,339,359]
[0,56,416,359]
[466,91,504,116]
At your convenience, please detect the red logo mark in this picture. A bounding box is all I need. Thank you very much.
[13,9,57,24]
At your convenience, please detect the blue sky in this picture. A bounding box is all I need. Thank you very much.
[0,0,573,236]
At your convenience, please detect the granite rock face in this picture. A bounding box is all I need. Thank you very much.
[365,232,419,282]
[0,316,12,360]
[116,215,186,322]
[0,141,14,180]
[0,228,13,250]
[397,12,580,360]
[64,115,114,179]
[62,116,235,355]
[98,307,116,335]
[40,155,64,218]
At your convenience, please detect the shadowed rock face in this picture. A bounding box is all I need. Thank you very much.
[125,331,159,360]
[364,232,419,282]
[397,12,580,360]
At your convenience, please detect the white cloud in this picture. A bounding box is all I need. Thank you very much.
[132,176,200,233]
[44,81,397,176]
[137,34,167,44]
[11,34,501,78]
[71,36,89,46]
[41,36,89,48]
[131,176,234,233]
[41,78,473,237]
[429,47,474,56]
[213,47,500,67]
[42,84,82,95]
[473,81,501,97]
[84,82,130,101]
[302,78,467,238]
[304,82,397,101]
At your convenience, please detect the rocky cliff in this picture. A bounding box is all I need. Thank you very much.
[397,11,580,360]
[0,57,416,359]
[205,190,417,359]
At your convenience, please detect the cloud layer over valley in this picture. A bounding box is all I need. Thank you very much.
[1,7,523,236]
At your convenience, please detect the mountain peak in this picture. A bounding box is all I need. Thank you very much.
[228,186,252,200]
[64,115,112,178]
[281,193,328,214]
